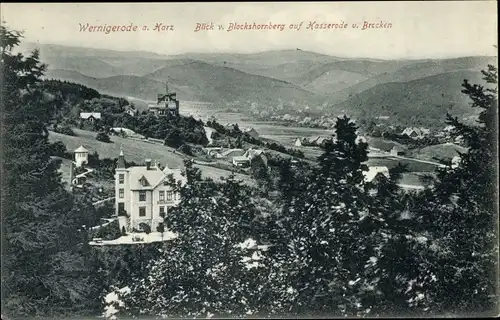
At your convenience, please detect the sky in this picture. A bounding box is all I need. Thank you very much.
[1,1,498,59]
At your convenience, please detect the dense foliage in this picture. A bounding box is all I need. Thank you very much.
[2,24,497,319]
[1,25,102,318]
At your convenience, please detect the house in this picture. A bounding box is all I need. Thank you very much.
[74,145,89,167]
[294,137,306,147]
[232,148,267,168]
[390,146,405,156]
[204,147,223,157]
[232,156,251,167]
[356,135,368,144]
[215,148,245,159]
[148,83,180,117]
[295,136,334,147]
[80,112,102,122]
[401,127,430,140]
[363,166,390,183]
[125,107,138,117]
[115,149,186,233]
[244,148,267,166]
[309,136,334,147]
[451,155,461,169]
[243,127,259,139]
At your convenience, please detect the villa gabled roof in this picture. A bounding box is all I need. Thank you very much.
[127,166,185,190]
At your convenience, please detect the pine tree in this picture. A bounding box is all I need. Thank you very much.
[404,65,498,316]
[266,116,374,317]
[1,25,99,317]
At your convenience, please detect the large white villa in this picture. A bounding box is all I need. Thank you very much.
[114,150,186,233]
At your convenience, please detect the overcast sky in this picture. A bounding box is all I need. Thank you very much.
[1,2,498,59]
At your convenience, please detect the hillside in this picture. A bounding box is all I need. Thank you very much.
[330,70,488,125]
[415,143,469,162]
[49,128,252,184]
[44,70,197,101]
[141,60,325,106]
[333,56,497,102]
[21,42,171,60]
[172,49,341,67]
[33,42,497,127]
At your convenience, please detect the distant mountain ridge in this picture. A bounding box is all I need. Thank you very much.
[33,42,497,124]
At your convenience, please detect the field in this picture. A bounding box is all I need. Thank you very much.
[366,157,438,172]
[49,128,253,184]
[414,143,468,161]
[180,103,334,143]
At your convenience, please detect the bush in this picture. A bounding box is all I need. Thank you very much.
[54,124,76,136]
[96,131,111,143]
[50,141,69,158]
[178,144,193,156]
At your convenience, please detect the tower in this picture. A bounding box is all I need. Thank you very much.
[74,145,89,167]
[115,148,130,231]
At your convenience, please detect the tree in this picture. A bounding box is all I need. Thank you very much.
[117,162,269,318]
[406,66,498,316]
[164,127,183,148]
[96,131,111,143]
[1,25,99,318]
[250,155,271,194]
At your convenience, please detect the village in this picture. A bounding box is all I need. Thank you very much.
[53,83,466,248]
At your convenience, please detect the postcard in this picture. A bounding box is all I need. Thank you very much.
[1,1,498,319]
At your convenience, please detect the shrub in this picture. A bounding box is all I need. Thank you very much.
[178,144,193,156]
[96,131,111,143]
[54,124,76,136]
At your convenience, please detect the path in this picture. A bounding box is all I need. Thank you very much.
[392,155,446,168]
[92,196,115,206]
[89,217,117,231]
[72,166,94,187]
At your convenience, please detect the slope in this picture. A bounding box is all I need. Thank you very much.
[142,60,325,106]
[333,56,497,102]
[330,70,487,125]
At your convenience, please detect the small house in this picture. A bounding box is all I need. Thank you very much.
[125,107,138,117]
[243,127,259,139]
[390,146,405,156]
[451,155,461,169]
[363,166,390,183]
[232,156,251,167]
[80,112,102,123]
[401,127,430,140]
[309,136,334,147]
[294,137,305,147]
[244,148,268,167]
[74,145,89,167]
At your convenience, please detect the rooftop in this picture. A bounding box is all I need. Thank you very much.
[127,165,185,190]
[74,145,89,153]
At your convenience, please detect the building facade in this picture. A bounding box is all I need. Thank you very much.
[148,83,180,117]
[115,150,186,233]
[74,145,89,167]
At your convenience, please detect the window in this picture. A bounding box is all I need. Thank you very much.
[139,207,146,217]
[173,192,177,201]
[159,206,165,217]
[119,188,124,199]
[139,191,146,201]
[163,181,168,186]
[159,191,165,201]
[119,174,124,184]
[167,191,173,201]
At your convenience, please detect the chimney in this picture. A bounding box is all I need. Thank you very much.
[165,82,169,95]
[145,158,152,170]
